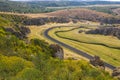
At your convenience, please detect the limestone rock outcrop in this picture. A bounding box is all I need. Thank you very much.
[5,26,30,39]
[112,67,120,79]
[50,44,64,59]
[90,56,105,69]
[86,27,120,39]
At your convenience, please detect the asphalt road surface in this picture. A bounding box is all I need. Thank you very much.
[44,26,116,70]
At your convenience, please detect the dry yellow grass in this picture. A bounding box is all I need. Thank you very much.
[0,8,112,18]
[27,21,114,72]
[50,26,120,66]
[0,12,50,18]
[23,13,50,18]
[27,22,88,60]
[46,8,112,20]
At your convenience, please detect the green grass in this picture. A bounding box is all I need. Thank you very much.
[49,25,120,67]
[0,16,11,27]
[0,26,116,80]
[56,27,120,49]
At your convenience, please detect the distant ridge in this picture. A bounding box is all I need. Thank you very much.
[0,0,120,13]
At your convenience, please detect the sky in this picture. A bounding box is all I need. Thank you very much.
[10,0,120,1]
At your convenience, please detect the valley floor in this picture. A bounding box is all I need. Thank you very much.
[28,22,120,72]
[28,23,86,60]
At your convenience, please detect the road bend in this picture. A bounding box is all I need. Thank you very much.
[44,26,116,70]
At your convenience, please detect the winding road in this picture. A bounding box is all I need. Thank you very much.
[44,26,116,70]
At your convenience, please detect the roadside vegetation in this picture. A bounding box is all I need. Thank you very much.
[49,23,120,66]
[0,12,117,80]
[0,1,120,79]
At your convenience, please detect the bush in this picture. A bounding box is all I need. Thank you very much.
[0,55,34,79]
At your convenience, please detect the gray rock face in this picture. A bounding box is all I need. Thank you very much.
[50,44,64,59]
[86,27,120,39]
[90,56,105,69]
[24,17,70,25]
[5,26,30,39]
[112,67,120,79]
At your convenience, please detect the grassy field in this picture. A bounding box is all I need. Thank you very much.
[56,28,120,49]
[27,23,88,60]
[48,23,120,67]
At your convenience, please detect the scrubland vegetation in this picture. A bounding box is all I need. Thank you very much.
[0,0,120,13]
[0,10,117,80]
[0,13,27,27]
[0,0,120,79]
[49,25,120,66]
[87,6,119,15]
[0,24,117,80]
[21,8,120,26]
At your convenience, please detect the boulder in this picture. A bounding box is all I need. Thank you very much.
[50,44,64,59]
[90,55,105,69]
[112,67,120,79]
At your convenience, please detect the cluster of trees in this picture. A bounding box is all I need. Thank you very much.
[1,4,120,26]
[0,13,31,39]
[23,9,120,26]
[5,26,31,39]
[102,17,120,24]
[0,1,120,13]
[24,17,70,25]
[0,1,62,13]
[86,27,120,39]
[47,8,120,24]
[0,13,28,27]
[5,1,120,7]
[87,6,118,15]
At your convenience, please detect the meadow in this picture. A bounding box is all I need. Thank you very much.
[0,0,120,79]
[48,22,120,67]
[28,23,87,60]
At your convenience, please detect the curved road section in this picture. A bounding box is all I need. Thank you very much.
[44,26,116,70]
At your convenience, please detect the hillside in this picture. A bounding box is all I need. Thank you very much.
[87,6,119,15]
[0,9,118,80]
[0,13,28,27]
[2,8,119,25]
[0,0,120,79]
[23,8,120,25]
[0,13,31,39]
[113,8,120,16]
[0,1,120,13]
[0,1,57,13]
[47,8,111,19]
